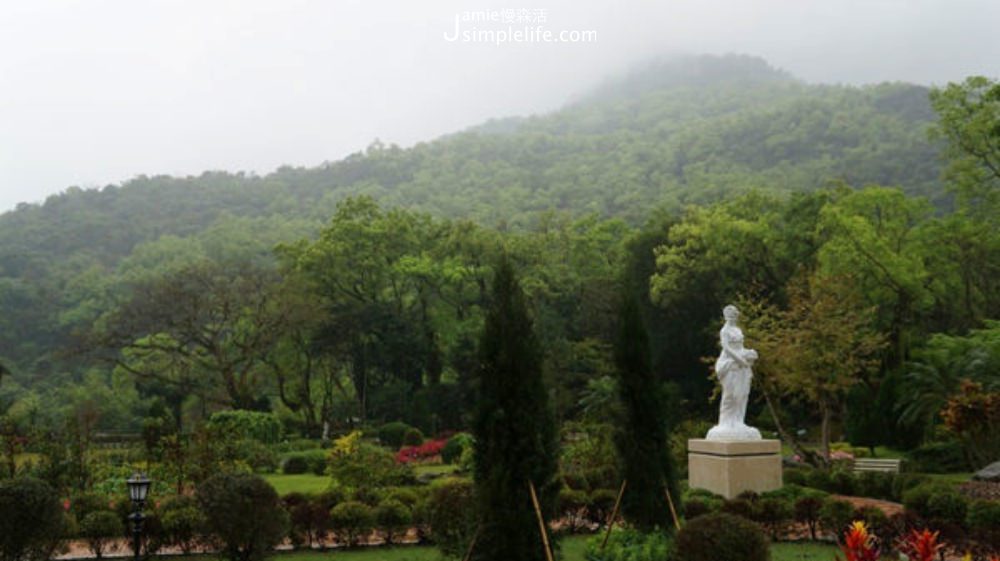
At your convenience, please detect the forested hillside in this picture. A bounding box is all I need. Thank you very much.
[0,54,954,420]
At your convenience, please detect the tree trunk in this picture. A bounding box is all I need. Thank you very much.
[821,402,832,462]
[761,384,826,467]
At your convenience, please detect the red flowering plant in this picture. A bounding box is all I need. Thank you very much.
[395,438,447,464]
[838,521,881,561]
[897,528,943,561]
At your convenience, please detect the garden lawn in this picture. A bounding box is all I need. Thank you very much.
[413,464,458,477]
[160,536,837,561]
[263,473,331,495]
[772,542,839,560]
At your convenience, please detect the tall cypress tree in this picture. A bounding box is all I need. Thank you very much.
[472,256,558,561]
[614,292,679,532]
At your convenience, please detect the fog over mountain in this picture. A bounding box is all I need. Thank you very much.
[2,0,998,211]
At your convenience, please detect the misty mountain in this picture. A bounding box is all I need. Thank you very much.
[0,54,946,373]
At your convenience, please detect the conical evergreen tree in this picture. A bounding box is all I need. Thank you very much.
[472,256,559,561]
[614,292,680,532]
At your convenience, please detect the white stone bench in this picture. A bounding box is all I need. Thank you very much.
[853,458,902,474]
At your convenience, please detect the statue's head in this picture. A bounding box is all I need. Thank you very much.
[723,304,739,322]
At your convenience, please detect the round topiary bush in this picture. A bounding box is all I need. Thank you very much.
[820,497,856,537]
[374,498,411,544]
[675,512,769,561]
[378,422,414,449]
[329,500,375,547]
[441,433,473,465]
[424,478,476,557]
[0,477,65,561]
[281,454,309,475]
[196,472,289,561]
[79,510,124,559]
[402,427,425,446]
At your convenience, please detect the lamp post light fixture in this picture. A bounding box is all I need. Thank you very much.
[126,472,151,561]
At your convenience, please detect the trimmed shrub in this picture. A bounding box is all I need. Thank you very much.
[281,449,328,475]
[79,510,123,559]
[282,493,327,549]
[794,496,824,541]
[854,506,889,538]
[891,473,930,502]
[402,427,425,446]
[281,455,309,475]
[68,492,113,524]
[374,499,411,544]
[0,477,65,561]
[207,411,282,444]
[160,499,207,555]
[329,501,374,547]
[585,528,675,561]
[829,469,856,495]
[384,487,421,509]
[925,490,968,525]
[966,500,1000,552]
[819,498,856,537]
[424,478,476,557]
[234,439,280,473]
[683,499,710,520]
[196,472,289,561]
[805,469,833,492]
[378,422,414,449]
[329,440,414,489]
[753,497,793,540]
[905,441,971,473]
[855,471,894,501]
[442,433,473,465]
[784,467,809,487]
[901,482,956,519]
[675,512,768,561]
[720,498,754,520]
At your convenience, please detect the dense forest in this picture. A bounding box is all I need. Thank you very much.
[0,55,997,472]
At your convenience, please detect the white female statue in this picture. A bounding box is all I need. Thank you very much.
[706,305,762,441]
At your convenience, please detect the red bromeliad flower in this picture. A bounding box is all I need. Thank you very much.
[897,529,943,561]
[838,521,880,561]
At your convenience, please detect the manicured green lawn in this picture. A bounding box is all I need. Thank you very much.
[772,542,838,560]
[263,473,332,495]
[413,463,459,477]
[168,536,835,560]
[925,472,972,485]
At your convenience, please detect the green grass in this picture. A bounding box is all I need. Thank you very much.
[263,473,332,495]
[413,464,458,477]
[925,472,972,485]
[164,535,835,561]
[772,542,839,560]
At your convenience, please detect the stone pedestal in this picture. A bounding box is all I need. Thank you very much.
[688,439,782,499]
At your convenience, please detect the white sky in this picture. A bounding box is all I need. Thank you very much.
[1,0,999,211]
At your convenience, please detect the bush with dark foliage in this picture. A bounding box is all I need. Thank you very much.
[675,512,769,561]
[0,477,65,561]
[196,473,289,561]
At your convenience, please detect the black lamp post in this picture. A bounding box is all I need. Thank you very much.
[126,472,151,561]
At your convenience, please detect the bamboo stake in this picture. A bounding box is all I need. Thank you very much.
[528,480,555,561]
[664,485,681,531]
[600,479,628,550]
[461,525,481,561]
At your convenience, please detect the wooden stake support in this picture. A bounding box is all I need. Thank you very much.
[528,480,555,561]
[600,479,628,550]
[664,484,681,531]
[461,525,480,561]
